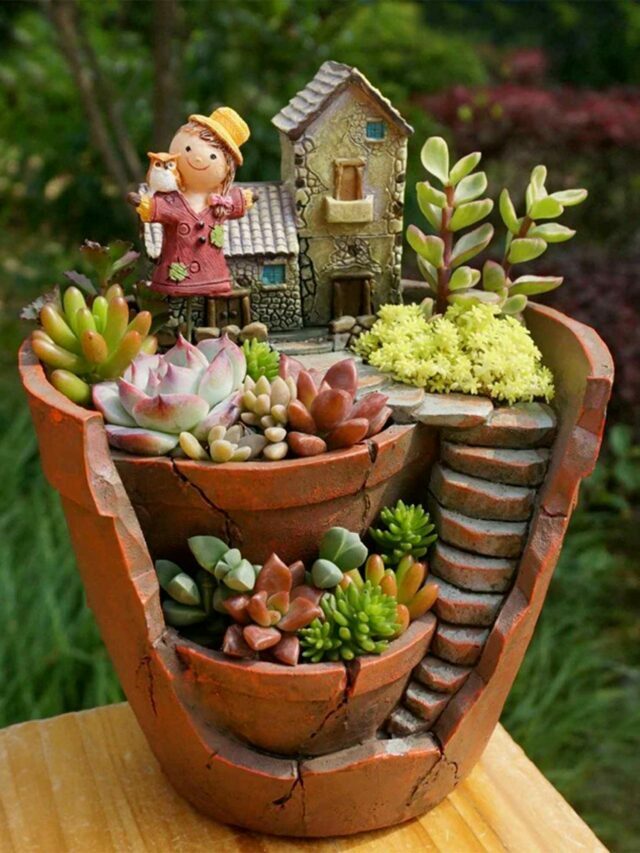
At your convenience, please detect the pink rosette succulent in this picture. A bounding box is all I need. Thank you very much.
[92,334,246,456]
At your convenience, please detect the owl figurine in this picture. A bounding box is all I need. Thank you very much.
[141,152,184,260]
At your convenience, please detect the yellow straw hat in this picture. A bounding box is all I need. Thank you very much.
[189,107,250,165]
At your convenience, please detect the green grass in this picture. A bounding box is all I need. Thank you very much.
[0,359,638,849]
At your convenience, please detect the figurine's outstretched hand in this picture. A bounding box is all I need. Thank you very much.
[127,191,142,207]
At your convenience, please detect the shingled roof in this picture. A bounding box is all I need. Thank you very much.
[271,60,413,139]
[224,182,298,258]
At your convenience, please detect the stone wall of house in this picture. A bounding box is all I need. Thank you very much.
[280,88,408,326]
[229,255,302,332]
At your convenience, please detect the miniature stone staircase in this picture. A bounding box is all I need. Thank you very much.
[386,403,557,737]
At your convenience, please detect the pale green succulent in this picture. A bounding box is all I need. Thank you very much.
[409,136,587,318]
[188,535,261,593]
[311,527,368,589]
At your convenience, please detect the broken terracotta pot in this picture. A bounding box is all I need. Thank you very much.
[112,423,437,566]
[19,303,613,837]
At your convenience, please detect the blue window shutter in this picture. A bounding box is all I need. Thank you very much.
[366,120,386,140]
[262,263,286,285]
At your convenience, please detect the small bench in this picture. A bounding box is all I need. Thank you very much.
[0,702,606,851]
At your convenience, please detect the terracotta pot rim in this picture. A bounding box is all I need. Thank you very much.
[24,346,403,471]
[173,613,434,681]
[113,422,404,472]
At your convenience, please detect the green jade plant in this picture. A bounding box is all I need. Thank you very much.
[407,136,587,317]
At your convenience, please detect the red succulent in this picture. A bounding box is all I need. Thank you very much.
[281,357,391,457]
[222,553,323,665]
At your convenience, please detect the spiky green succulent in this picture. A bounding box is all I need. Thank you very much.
[369,500,437,567]
[299,581,400,662]
[242,338,280,382]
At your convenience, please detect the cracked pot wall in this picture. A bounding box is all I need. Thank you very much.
[18,302,613,837]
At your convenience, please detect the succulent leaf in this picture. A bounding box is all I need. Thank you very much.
[453,172,488,204]
[420,136,449,185]
[450,223,494,268]
[507,237,547,265]
[407,226,445,268]
[319,527,368,571]
[449,151,481,185]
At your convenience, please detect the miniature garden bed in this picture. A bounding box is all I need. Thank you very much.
[18,301,613,836]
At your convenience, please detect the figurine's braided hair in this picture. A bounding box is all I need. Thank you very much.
[180,121,236,194]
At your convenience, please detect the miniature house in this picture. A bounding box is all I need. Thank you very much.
[224,61,413,331]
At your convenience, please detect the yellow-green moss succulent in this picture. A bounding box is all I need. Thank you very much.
[354,302,554,405]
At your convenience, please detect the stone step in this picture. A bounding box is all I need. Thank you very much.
[430,463,536,521]
[383,383,426,424]
[404,681,451,725]
[412,393,493,429]
[413,656,471,694]
[433,622,489,666]
[428,498,529,558]
[443,403,557,449]
[441,442,550,487]
[386,706,429,737]
[431,541,516,593]
[432,577,503,627]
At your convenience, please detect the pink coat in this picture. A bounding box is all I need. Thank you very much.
[148,187,246,297]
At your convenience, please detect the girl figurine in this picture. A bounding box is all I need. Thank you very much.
[129,107,255,339]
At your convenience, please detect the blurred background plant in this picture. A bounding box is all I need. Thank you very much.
[1,1,638,847]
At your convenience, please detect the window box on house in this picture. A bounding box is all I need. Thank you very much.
[325,195,374,223]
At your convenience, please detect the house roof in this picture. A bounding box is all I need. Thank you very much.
[224,182,298,258]
[271,60,414,139]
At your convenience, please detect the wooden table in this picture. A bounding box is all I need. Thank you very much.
[0,703,606,852]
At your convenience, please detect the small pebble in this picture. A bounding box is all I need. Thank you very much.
[263,441,288,461]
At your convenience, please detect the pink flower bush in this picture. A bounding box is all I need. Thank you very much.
[93,335,245,456]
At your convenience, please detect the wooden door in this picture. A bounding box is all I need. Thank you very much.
[333,278,366,318]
